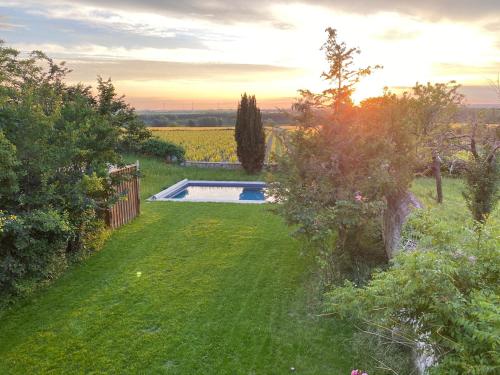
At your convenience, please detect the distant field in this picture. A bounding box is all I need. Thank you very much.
[149,126,234,131]
[151,127,238,162]
[150,126,292,162]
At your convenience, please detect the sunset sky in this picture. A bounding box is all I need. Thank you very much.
[2,0,500,110]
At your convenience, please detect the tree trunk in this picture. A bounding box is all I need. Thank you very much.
[383,191,423,259]
[432,153,443,204]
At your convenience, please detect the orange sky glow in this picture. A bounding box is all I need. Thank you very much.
[2,1,499,110]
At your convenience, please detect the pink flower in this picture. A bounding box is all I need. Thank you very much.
[354,192,363,202]
[351,371,359,375]
[362,373,368,375]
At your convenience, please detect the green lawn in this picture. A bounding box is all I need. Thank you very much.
[1,156,493,374]
[0,156,356,374]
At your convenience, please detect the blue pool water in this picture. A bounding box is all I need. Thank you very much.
[172,186,267,201]
[149,180,271,203]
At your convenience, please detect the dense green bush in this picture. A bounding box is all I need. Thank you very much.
[0,210,70,296]
[96,77,152,152]
[0,43,148,301]
[463,148,499,222]
[140,138,185,162]
[325,211,500,374]
[0,131,18,202]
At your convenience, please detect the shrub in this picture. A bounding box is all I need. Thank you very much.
[140,138,185,162]
[463,148,499,223]
[325,213,500,374]
[0,131,18,202]
[0,210,71,297]
[0,43,131,302]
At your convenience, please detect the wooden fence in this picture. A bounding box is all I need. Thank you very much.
[106,161,140,229]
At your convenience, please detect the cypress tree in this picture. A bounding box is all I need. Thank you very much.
[235,93,266,173]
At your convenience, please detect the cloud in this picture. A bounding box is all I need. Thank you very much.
[64,59,301,82]
[484,21,500,31]
[387,84,500,105]
[459,85,500,105]
[24,0,500,24]
[0,15,25,30]
[433,62,500,77]
[1,7,206,50]
[312,0,500,21]
[375,29,420,41]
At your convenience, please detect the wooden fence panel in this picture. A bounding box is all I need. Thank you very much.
[106,162,140,229]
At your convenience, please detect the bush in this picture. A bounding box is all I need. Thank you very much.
[0,43,130,302]
[140,138,185,162]
[325,212,500,374]
[0,210,71,297]
[0,131,18,202]
[463,149,499,222]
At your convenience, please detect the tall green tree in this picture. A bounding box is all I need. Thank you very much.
[235,93,265,173]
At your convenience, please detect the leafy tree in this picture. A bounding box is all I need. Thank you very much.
[96,76,152,152]
[0,43,145,298]
[272,92,416,282]
[235,93,265,173]
[409,82,463,203]
[271,29,415,282]
[296,27,381,119]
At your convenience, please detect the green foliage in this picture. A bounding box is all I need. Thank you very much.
[271,93,416,283]
[0,131,18,202]
[0,43,144,299]
[0,210,70,296]
[408,81,464,203]
[463,147,499,223]
[271,29,415,283]
[235,93,266,173]
[96,76,152,152]
[139,137,185,162]
[325,209,500,374]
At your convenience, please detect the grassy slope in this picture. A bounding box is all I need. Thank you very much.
[411,177,499,236]
[0,156,355,374]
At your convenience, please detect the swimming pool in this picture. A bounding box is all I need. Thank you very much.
[148,179,272,203]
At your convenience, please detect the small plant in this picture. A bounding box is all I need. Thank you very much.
[235,93,266,173]
[463,147,499,223]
